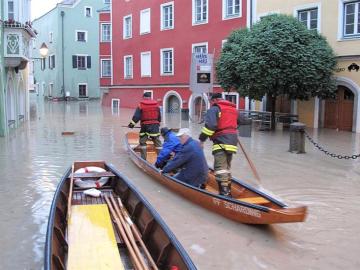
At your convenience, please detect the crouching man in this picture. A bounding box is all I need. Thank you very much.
[162,128,208,188]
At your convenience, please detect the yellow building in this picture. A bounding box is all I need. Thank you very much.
[252,0,360,133]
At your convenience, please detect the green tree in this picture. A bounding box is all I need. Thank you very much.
[216,14,337,129]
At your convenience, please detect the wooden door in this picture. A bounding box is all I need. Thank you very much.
[324,86,354,131]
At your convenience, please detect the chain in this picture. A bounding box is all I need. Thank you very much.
[304,131,360,160]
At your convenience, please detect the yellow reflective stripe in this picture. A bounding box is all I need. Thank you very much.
[202,127,215,136]
[131,120,136,125]
[212,144,238,152]
[139,132,146,136]
[218,112,221,118]
[139,132,160,137]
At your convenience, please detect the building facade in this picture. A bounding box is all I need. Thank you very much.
[0,0,35,136]
[32,0,104,100]
[102,0,249,119]
[253,0,360,133]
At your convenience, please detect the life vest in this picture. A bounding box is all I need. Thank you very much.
[140,99,160,125]
[211,100,238,139]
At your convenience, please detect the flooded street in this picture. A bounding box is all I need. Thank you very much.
[0,99,359,270]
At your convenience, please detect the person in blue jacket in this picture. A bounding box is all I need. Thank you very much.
[162,128,209,187]
[154,127,182,169]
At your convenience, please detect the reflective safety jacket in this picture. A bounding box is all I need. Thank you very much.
[199,99,240,154]
[139,100,160,125]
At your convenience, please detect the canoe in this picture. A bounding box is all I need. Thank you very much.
[126,132,307,225]
[44,160,196,270]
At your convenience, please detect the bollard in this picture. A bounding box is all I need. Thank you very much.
[289,122,306,153]
[238,117,252,137]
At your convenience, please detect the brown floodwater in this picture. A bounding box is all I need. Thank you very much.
[0,98,359,270]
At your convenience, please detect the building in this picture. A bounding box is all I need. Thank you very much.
[32,0,105,100]
[102,0,249,119]
[0,0,35,136]
[252,0,360,133]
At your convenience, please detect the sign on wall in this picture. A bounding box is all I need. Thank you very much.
[189,53,214,93]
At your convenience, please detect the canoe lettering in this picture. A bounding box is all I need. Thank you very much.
[224,201,261,218]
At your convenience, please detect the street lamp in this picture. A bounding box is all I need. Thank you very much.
[39,42,49,58]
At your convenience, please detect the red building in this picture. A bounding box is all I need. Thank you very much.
[101,0,247,117]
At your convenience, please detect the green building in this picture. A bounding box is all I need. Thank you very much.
[32,0,104,100]
[0,0,5,136]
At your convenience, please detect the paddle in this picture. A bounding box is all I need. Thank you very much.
[237,138,262,185]
[67,163,75,221]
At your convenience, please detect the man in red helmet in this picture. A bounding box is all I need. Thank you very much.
[198,92,240,197]
[128,92,162,159]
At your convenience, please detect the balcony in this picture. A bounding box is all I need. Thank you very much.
[3,20,37,69]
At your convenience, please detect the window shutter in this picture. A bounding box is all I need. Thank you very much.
[87,56,91,69]
[72,55,77,68]
[52,55,55,69]
[48,57,51,69]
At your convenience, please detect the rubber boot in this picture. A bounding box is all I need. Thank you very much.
[140,147,147,160]
[218,182,232,197]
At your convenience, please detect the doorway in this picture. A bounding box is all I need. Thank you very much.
[167,95,180,113]
[324,86,354,131]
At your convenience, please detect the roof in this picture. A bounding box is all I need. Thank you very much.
[59,0,77,5]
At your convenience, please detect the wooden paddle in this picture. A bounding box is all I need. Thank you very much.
[237,138,262,185]
[67,164,75,221]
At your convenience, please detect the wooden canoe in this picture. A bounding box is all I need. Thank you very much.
[44,160,196,270]
[126,132,307,225]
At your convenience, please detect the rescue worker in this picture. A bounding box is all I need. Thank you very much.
[128,92,162,160]
[198,93,240,196]
[155,127,182,169]
[162,128,208,187]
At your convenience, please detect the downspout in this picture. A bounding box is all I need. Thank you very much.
[61,11,65,100]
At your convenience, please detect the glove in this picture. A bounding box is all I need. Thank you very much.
[128,123,135,128]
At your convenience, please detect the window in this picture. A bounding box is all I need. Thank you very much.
[76,31,87,42]
[49,55,55,69]
[161,2,174,30]
[49,32,53,43]
[72,55,91,70]
[112,99,120,115]
[8,1,14,20]
[223,0,241,19]
[222,39,227,48]
[78,84,87,98]
[298,8,318,30]
[101,24,111,42]
[123,15,132,39]
[223,92,239,109]
[140,9,151,34]
[344,1,360,37]
[124,55,133,79]
[160,48,174,75]
[104,0,111,4]
[193,0,208,24]
[192,42,208,53]
[141,52,152,77]
[41,58,46,71]
[101,59,112,77]
[85,7,92,17]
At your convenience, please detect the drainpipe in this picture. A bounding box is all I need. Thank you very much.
[61,11,65,100]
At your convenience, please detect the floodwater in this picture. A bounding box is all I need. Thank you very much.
[0,98,359,270]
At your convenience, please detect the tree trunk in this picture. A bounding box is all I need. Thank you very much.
[270,95,276,130]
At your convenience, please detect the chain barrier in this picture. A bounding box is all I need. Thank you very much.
[304,131,360,160]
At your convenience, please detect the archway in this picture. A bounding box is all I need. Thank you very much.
[162,90,183,127]
[189,93,210,122]
[6,73,16,126]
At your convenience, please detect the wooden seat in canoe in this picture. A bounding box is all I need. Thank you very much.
[67,204,124,270]
[237,196,270,205]
[71,172,115,178]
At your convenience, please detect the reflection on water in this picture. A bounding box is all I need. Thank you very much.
[0,98,360,270]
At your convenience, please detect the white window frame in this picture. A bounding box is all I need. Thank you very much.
[101,59,112,77]
[192,0,209,25]
[143,90,153,99]
[124,55,133,79]
[75,30,87,42]
[84,6,93,17]
[339,0,360,39]
[111,98,120,114]
[222,0,242,20]
[123,14,132,39]
[101,23,111,42]
[294,3,321,33]
[78,83,88,98]
[223,92,239,109]
[7,0,15,20]
[76,54,88,70]
[140,8,151,35]
[141,51,152,77]
[192,42,208,53]
[160,2,174,30]
[160,48,174,76]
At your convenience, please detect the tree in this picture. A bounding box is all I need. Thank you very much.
[216,14,337,130]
